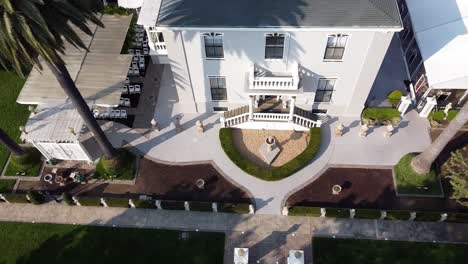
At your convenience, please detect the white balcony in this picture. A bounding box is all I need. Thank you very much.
[249,63,300,91]
[146,28,168,55]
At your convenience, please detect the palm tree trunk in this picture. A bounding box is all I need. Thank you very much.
[0,128,25,156]
[411,102,468,174]
[47,62,117,159]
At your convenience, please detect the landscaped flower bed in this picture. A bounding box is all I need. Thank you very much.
[361,108,401,126]
[387,90,403,108]
[414,211,444,222]
[385,210,411,220]
[105,197,130,208]
[325,208,350,218]
[78,197,102,207]
[219,127,322,181]
[428,109,459,122]
[4,147,43,177]
[354,209,382,219]
[218,202,250,214]
[288,206,322,216]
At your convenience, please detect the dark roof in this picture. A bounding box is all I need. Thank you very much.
[157,0,402,28]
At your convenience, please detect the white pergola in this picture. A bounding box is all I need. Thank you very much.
[21,104,92,161]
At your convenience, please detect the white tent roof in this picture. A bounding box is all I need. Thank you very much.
[407,0,468,89]
[17,15,133,106]
[21,104,84,143]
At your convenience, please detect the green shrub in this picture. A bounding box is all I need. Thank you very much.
[5,147,42,176]
[133,199,155,209]
[386,210,410,220]
[4,193,29,203]
[326,208,350,218]
[361,108,401,126]
[161,200,185,210]
[428,110,460,121]
[27,190,44,205]
[61,192,74,206]
[394,153,442,195]
[288,206,322,216]
[103,5,130,16]
[414,211,443,222]
[387,90,404,108]
[446,213,468,223]
[0,179,16,193]
[77,197,102,207]
[105,197,130,208]
[218,203,250,214]
[355,209,381,219]
[190,201,213,212]
[219,128,321,181]
[95,148,137,180]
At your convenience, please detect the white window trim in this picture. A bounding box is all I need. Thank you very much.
[208,75,228,102]
[264,33,288,61]
[323,34,350,62]
[314,77,338,103]
[202,32,225,60]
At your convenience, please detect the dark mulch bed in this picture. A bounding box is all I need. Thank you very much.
[287,168,468,213]
[19,159,252,204]
[431,130,468,167]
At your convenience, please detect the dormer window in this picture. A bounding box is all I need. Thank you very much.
[265,33,285,59]
[324,34,348,60]
[203,33,224,59]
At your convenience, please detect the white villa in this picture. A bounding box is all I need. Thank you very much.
[136,0,403,130]
[397,0,468,117]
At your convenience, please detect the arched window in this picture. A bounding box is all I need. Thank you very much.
[324,34,348,60]
[203,32,224,59]
[265,33,285,59]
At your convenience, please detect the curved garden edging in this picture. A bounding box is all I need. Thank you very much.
[219,127,322,181]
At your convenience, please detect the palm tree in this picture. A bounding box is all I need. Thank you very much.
[0,128,24,156]
[0,0,117,158]
[411,102,468,174]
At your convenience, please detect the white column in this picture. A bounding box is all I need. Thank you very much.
[288,96,296,121]
[419,96,437,117]
[397,95,412,116]
[248,96,254,120]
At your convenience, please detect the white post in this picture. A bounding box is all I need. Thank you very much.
[72,196,81,206]
[212,202,218,213]
[409,212,416,221]
[248,96,254,120]
[320,208,326,217]
[397,95,412,116]
[350,209,355,219]
[289,96,296,121]
[219,116,226,128]
[129,199,135,208]
[100,197,108,207]
[155,200,162,210]
[439,213,448,222]
[380,211,387,220]
[282,206,289,216]
[419,97,437,117]
[184,201,190,211]
[0,194,9,203]
[249,204,255,214]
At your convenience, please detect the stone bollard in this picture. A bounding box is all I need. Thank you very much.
[72,196,81,206]
[100,197,108,207]
[0,194,10,203]
[359,124,369,137]
[184,201,190,211]
[26,194,31,203]
[350,209,355,219]
[155,200,162,210]
[335,123,344,137]
[150,118,160,131]
[384,124,394,137]
[129,199,135,208]
[219,117,226,128]
[249,204,255,214]
[174,116,182,133]
[320,208,326,217]
[212,202,218,213]
[409,212,416,221]
[282,206,289,216]
[195,120,204,134]
[380,211,387,220]
[439,213,448,222]
[443,103,453,120]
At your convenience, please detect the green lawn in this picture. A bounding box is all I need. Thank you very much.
[314,237,468,264]
[0,71,30,173]
[0,222,224,264]
[0,179,16,193]
[394,153,443,195]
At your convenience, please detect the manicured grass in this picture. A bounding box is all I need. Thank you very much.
[3,193,29,203]
[325,208,349,218]
[415,211,443,222]
[361,108,401,126]
[219,128,321,181]
[105,197,130,208]
[218,203,250,214]
[133,199,155,209]
[0,222,224,264]
[95,148,137,180]
[314,237,468,264]
[288,206,322,217]
[428,110,460,121]
[446,213,468,223]
[354,209,382,219]
[385,210,411,220]
[394,153,442,195]
[0,71,30,174]
[4,147,42,176]
[77,197,102,207]
[0,179,16,193]
[189,201,213,212]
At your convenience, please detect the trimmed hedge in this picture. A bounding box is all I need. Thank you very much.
[415,211,443,222]
[161,200,185,210]
[386,210,411,220]
[355,209,382,219]
[394,153,442,195]
[326,208,350,218]
[61,192,74,206]
[218,203,250,214]
[78,197,102,207]
[446,213,468,223]
[428,110,460,121]
[103,5,131,15]
[288,206,321,216]
[27,190,44,205]
[387,90,403,108]
[5,147,42,176]
[133,199,155,209]
[190,201,213,212]
[361,108,401,126]
[4,193,29,203]
[219,128,321,181]
[0,179,16,193]
[105,197,130,208]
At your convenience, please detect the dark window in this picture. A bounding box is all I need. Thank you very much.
[312,109,328,114]
[213,107,228,112]
[209,76,227,101]
[315,79,336,102]
[204,33,224,59]
[265,34,285,59]
[405,41,422,76]
[324,34,348,60]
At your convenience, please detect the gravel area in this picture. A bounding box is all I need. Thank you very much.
[231,129,308,168]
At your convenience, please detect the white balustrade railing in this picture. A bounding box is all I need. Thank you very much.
[221,113,249,127]
[252,113,289,121]
[293,115,322,128]
[249,63,299,90]
[220,110,321,129]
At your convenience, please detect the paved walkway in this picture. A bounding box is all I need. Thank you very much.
[99,66,432,215]
[0,203,466,264]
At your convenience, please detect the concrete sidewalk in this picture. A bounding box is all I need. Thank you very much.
[0,203,467,264]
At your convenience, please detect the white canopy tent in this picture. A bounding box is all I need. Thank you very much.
[21,104,93,161]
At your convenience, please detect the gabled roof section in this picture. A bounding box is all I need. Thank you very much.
[153,0,402,29]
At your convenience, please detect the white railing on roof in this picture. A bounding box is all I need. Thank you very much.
[249,63,299,90]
